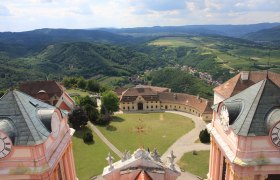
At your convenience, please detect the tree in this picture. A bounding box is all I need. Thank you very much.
[68,107,88,129]
[83,132,94,143]
[79,95,97,107]
[199,129,210,143]
[77,77,87,89]
[86,78,100,92]
[101,91,119,114]
[78,96,99,123]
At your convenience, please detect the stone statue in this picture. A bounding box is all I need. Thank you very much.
[122,150,131,161]
[167,150,176,170]
[106,152,114,170]
[151,148,162,162]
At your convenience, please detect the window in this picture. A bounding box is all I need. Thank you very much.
[147,106,149,109]
[128,107,130,110]
[123,107,125,110]
[156,105,157,108]
[132,106,134,109]
[151,105,153,108]
[179,106,181,108]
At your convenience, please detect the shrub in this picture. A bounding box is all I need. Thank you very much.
[199,129,210,143]
[95,114,112,126]
[83,132,94,143]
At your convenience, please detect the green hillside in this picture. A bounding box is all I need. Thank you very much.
[145,36,280,75]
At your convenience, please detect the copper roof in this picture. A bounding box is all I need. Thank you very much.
[214,71,280,99]
[19,80,63,98]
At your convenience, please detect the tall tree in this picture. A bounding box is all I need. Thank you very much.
[101,91,119,114]
[78,96,99,123]
[77,77,87,89]
[68,107,88,129]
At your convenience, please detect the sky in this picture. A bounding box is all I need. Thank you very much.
[0,0,279,32]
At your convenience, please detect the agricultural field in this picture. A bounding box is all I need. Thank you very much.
[97,112,194,154]
[96,76,127,88]
[148,36,280,73]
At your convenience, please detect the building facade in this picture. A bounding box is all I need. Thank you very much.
[207,71,280,180]
[19,81,75,112]
[0,90,77,179]
[118,85,212,121]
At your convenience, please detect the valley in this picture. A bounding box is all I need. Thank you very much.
[0,23,279,99]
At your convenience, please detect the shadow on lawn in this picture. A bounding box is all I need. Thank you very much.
[73,126,92,139]
[106,125,117,131]
[112,116,125,122]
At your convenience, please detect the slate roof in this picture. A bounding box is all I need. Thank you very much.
[214,71,280,99]
[19,80,63,98]
[0,90,55,145]
[219,79,280,136]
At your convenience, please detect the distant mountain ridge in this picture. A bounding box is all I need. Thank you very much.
[100,23,280,38]
[0,23,279,55]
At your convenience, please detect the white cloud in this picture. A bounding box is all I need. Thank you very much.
[0,0,279,31]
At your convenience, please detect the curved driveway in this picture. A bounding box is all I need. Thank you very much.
[161,111,210,180]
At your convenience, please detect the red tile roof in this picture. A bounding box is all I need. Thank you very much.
[120,86,212,114]
[19,80,63,98]
[214,71,280,99]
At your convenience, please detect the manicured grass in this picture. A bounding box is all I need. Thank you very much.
[178,150,210,179]
[97,112,194,154]
[66,88,91,97]
[72,126,118,180]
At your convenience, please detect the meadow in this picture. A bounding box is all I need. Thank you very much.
[97,112,195,154]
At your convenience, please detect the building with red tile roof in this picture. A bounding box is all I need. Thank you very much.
[213,71,280,104]
[118,85,212,121]
[19,81,75,112]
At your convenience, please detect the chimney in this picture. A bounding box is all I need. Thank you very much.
[240,71,249,81]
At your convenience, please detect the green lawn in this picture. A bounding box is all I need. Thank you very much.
[72,126,118,180]
[178,150,210,179]
[66,89,90,102]
[97,112,194,154]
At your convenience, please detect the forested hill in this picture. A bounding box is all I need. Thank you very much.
[36,42,160,76]
[0,29,152,56]
[243,25,280,42]
[0,42,167,89]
